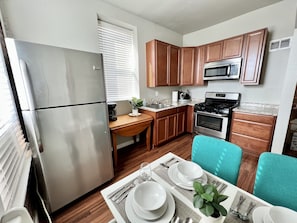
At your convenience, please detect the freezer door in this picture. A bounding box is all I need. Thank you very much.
[6,39,107,109]
[35,103,114,212]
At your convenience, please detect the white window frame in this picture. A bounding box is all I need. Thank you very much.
[97,16,140,102]
[0,39,31,216]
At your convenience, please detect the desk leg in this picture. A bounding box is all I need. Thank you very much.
[111,132,118,167]
[146,124,151,151]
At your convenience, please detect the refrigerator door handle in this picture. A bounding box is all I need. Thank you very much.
[19,59,35,110]
[31,111,44,153]
[20,59,44,153]
[92,65,101,70]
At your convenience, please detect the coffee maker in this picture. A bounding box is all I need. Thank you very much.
[107,102,117,121]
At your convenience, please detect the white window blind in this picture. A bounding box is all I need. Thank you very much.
[0,43,31,215]
[98,19,139,101]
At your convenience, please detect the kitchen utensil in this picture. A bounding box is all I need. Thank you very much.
[113,179,140,203]
[170,215,180,223]
[238,202,256,221]
[230,195,246,216]
[183,217,193,223]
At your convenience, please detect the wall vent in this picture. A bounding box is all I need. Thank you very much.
[269,37,292,52]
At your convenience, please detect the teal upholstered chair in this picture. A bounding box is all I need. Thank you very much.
[191,135,243,185]
[253,152,297,211]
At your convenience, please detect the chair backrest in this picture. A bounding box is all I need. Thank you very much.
[191,135,243,185]
[253,152,297,211]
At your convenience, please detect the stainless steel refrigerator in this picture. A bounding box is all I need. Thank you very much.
[6,38,114,213]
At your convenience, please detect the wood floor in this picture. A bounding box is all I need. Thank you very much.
[49,133,258,223]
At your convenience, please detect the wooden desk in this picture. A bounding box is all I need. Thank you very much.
[109,113,153,167]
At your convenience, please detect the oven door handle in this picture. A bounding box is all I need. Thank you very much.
[195,111,228,118]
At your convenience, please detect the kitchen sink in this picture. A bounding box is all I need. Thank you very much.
[145,104,174,109]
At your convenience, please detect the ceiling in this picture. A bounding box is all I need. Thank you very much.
[100,0,282,34]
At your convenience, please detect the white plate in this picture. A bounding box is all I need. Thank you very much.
[132,189,168,220]
[252,206,270,223]
[128,113,141,117]
[168,163,207,190]
[125,188,175,223]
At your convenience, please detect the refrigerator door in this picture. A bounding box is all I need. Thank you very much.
[35,103,114,212]
[6,39,107,109]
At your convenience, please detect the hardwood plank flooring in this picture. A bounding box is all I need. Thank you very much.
[50,133,258,223]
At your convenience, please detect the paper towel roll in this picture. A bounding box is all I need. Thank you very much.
[172,91,178,102]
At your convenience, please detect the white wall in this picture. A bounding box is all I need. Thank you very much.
[0,0,182,114]
[272,28,297,153]
[183,0,297,104]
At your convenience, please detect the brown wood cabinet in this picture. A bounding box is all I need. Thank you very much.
[193,46,206,86]
[222,35,244,59]
[176,106,187,135]
[180,47,195,86]
[230,111,276,156]
[168,45,180,86]
[206,35,244,62]
[206,41,223,62]
[180,46,206,86]
[146,39,180,87]
[186,105,194,133]
[146,28,267,87]
[139,106,187,147]
[241,28,268,85]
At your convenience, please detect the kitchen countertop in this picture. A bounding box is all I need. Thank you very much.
[140,99,203,112]
[140,100,279,116]
[234,103,279,116]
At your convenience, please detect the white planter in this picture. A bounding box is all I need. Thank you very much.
[132,108,138,115]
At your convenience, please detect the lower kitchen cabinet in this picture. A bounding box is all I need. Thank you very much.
[139,106,187,147]
[229,111,276,156]
[186,105,194,133]
[176,106,186,136]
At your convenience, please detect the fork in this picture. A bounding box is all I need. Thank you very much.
[239,202,256,221]
[230,195,246,216]
[111,178,139,202]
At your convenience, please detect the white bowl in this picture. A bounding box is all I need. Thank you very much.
[177,161,203,182]
[132,193,168,220]
[133,181,167,211]
[264,206,297,223]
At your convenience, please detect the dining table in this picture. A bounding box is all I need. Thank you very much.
[101,152,272,223]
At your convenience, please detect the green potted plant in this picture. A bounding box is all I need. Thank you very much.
[193,181,228,223]
[129,97,143,115]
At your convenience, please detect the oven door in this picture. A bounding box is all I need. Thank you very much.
[194,111,229,139]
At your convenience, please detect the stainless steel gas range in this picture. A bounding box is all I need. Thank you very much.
[194,92,241,140]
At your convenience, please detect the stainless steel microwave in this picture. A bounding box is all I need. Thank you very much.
[203,58,242,80]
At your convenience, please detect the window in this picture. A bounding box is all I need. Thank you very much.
[0,40,31,214]
[98,19,139,102]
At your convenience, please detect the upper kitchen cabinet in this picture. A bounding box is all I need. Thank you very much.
[146,40,180,87]
[222,35,244,59]
[240,28,268,85]
[180,47,195,86]
[180,46,206,86]
[193,45,206,86]
[206,41,223,62]
[206,35,244,62]
[169,45,180,86]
